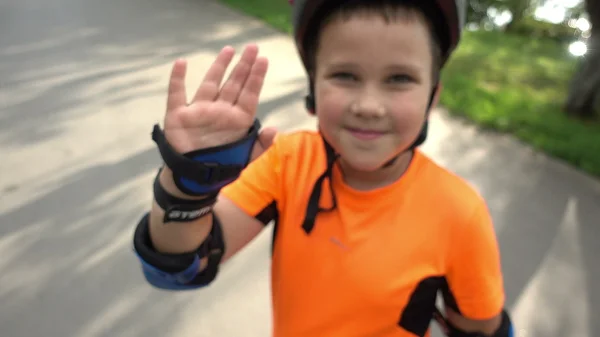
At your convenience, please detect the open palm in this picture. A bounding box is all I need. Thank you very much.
[163,44,276,158]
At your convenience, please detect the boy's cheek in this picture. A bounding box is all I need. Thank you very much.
[316,111,341,137]
[316,95,347,122]
[387,98,430,129]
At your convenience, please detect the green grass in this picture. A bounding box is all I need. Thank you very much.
[219,0,600,177]
[440,31,600,176]
[222,0,293,33]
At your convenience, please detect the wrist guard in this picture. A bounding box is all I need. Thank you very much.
[153,169,217,223]
[151,119,261,196]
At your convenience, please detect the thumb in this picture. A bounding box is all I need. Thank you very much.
[258,126,278,149]
[249,126,278,163]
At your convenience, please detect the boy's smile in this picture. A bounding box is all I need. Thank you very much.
[345,127,387,141]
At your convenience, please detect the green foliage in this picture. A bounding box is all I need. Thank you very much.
[507,17,582,42]
[466,0,497,24]
[467,0,539,24]
[219,0,600,177]
[441,30,600,176]
[220,0,293,33]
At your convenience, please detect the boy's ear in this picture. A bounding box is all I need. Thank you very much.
[306,72,317,114]
[305,94,316,114]
[431,82,444,110]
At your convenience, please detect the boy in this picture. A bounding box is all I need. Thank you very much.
[133,0,515,336]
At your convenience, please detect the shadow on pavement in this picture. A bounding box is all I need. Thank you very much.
[0,0,279,148]
[0,85,303,336]
[426,112,600,337]
[0,147,175,337]
[0,0,302,335]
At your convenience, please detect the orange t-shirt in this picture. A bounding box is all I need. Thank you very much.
[220,130,505,337]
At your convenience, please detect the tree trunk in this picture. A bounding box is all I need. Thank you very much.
[564,0,600,120]
[564,36,600,119]
[504,0,531,32]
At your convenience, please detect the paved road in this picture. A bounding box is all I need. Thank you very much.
[1,0,599,336]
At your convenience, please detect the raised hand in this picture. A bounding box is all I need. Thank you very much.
[163,44,270,154]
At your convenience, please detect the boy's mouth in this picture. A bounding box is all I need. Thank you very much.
[345,127,386,140]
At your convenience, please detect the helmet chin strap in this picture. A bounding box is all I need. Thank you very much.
[305,83,439,171]
[301,84,439,235]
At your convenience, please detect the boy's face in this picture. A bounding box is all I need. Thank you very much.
[313,12,439,172]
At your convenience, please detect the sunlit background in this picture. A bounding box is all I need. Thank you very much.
[469,0,591,57]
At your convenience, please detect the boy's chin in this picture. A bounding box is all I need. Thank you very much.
[339,155,395,172]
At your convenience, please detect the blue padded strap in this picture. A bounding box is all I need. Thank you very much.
[133,212,225,290]
[152,119,261,196]
[137,252,205,290]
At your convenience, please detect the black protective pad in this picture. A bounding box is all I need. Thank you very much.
[445,310,514,337]
[133,212,226,288]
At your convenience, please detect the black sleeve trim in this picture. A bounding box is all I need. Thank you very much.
[441,277,461,314]
[252,202,280,255]
[255,201,278,225]
[398,276,445,336]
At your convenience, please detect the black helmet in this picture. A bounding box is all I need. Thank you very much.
[290,1,468,234]
[290,0,466,73]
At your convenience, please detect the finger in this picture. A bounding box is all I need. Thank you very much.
[249,127,278,163]
[217,44,259,104]
[166,59,188,112]
[249,143,262,163]
[192,46,236,102]
[235,56,269,114]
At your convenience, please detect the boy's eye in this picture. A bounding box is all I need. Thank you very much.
[387,74,413,84]
[331,72,358,81]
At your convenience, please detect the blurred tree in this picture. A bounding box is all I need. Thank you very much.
[564,0,600,119]
[503,0,537,31]
[466,0,496,24]
[466,0,540,29]
[564,1,586,21]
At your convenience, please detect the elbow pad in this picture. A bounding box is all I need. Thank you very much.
[446,310,514,337]
[132,213,225,290]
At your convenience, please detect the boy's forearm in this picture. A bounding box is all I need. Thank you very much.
[148,166,214,254]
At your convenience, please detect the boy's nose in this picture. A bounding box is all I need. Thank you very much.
[350,95,385,118]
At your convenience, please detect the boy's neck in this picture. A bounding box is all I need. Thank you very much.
[338,150,415,191]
